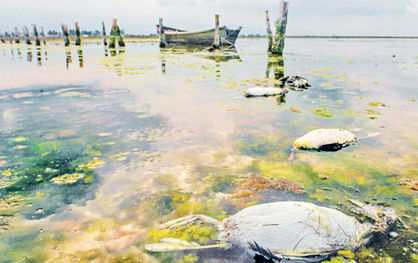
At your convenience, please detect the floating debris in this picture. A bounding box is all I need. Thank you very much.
[145,200,398,262]
[399,179,417,191]
[294,129,357,151]
[279,76,310,90]
[244,87,288,97]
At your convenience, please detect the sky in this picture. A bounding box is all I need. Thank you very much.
[1,0,418,36]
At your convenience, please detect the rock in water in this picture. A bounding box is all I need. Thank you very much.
[244,87,288,97]
[294,129,357,151]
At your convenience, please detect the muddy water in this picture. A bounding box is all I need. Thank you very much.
[0,38,416,262]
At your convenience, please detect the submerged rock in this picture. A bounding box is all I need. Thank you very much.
[244,87,288,97]
[294,129,357,151]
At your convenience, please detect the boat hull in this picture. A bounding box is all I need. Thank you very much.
[158,26,241,46]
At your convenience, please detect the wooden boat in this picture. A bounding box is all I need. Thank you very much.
[157,25,242,46]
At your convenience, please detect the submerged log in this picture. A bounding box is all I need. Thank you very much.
[61,24,70,46]
[102,22,107,46]
[75,22,81,46]
[23,26,31,45]
[159,18,166,48]
[33,24,41,46]
[270,0,289,55]
[213,14,220,49]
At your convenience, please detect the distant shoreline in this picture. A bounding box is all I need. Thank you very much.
[240,36,418,39]
[3,36,417,43]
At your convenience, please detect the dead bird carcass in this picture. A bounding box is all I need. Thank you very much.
[294,129,357,151]
[244,87,289,97]
[145,200,398,262]
[280,76,310,90]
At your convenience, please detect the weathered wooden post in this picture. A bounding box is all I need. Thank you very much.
[109,19,125,48]
[265,10,273,52]
[270,0,289,55]
[102,22,107,46]
[41,26,46,45]
[14,28,21,43]
[23,26,31,45]
[158,18,166,48]
[5,31,12,44]
[33,24,41,46]
[61,24,70,46]
[75,22,81,46]
[213,14,220,49]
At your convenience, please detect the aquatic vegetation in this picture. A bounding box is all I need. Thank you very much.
[0,38,417,262]
[232,173,305,198]
[51,173,85,184]
[287,107,301,113]
[313,107,333,117]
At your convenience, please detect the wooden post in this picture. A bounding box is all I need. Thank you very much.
[41,26,46,45]
[109,19,124,48]
[102,22,107,46]
[265,10,273,52]
[109,20,116,48]
[14,28,20,44]
[271,0,289,55]
[75,22,81,46]
[23,26,31,45]
[33,24,41,46]
[213,14,220,49]
[61,24,70,46]
[159,18,166,48]
[5,31,12,44]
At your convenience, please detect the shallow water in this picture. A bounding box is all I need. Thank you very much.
[0,38,417,262]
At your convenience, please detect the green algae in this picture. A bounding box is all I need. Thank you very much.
[51,173,85,184]
[148,223,217,245]
[313,107,333,117]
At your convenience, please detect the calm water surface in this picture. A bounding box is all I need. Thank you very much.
[0,38,417,262]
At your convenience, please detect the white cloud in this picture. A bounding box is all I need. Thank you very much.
[0,0,418,35]
[407,0,418,14]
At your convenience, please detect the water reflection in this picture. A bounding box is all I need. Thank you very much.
[26,47,32,62]
[265,55,284,80]
[77,49,84,68]
[36,47,42,66]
